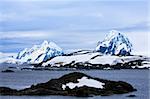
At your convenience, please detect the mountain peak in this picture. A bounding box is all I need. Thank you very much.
[96,30,132,56]
[105,30,121,40]
[16,41,64,64]
[41,40,49,46]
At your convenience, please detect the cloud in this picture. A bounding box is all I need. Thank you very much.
[0,12,33,22]
[1,0,147,26]
[0,1,104,22]
[0,0,149,54]
[0,31,50,39]
[125,31,149,56]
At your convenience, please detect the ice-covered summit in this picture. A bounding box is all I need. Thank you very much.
[16,40,64,64]
[96,30,132,56]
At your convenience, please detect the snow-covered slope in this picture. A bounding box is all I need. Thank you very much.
[0,52,20,64]
[0,52,16,59]
[96,30,132,56]
[42,51,101,66]
[42,50,150,69]
[15,41,64,64]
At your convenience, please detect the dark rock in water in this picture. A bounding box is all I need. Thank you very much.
[1,69,14,73]
[0,87,18,95]
[0,72,136,97]
[126,94,136,97]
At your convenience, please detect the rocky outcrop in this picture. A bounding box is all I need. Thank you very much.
[0,72,136,97]
[1,69,14,73]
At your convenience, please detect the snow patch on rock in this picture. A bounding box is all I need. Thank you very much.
[62,76,105,90]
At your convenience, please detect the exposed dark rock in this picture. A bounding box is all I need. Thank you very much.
[0,87,18,95]
[0,72,136,97]
[64,50,93,56]
[1,69,14,73]
[8,67,17,69]
[126,94,136,97]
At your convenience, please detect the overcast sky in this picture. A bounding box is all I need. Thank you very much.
[0,0,149,55]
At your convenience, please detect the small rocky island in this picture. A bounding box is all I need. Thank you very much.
[0,72,136,97]
[1,69,14,73]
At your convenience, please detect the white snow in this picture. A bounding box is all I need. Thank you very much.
[42,52,150,68]
[88,55,143,65]
[0,57,23,64]
[16,40,63,64]
[115,43,128,55]
[132,64,150,69]
[0,52,20,64]
[42,52,100,66]
[1,50,149,69]
[0,41,63,64]
[0,52,17,59]
[62,76,105,90]
[48,42,63,52]
[96,30,132,55]
[89,55,118,65]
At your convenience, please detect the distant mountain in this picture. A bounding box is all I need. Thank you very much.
[96,30,132,56]
[16,40,64,64]
[0,31,149,70]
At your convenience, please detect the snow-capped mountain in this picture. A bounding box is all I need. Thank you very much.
[15,40,64,64]
[96,30,132,56]
[0,30,149,69]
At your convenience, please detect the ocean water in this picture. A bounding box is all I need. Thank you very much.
[0,65,149,99]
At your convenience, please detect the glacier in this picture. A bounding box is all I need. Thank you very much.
[15,40,64,64]
[96,30,133,56]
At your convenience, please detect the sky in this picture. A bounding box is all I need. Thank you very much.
[0,0,149,55]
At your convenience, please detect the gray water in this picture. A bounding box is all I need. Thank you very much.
[0,65,149,99]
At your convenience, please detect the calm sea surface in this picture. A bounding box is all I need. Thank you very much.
[0,64,149,99]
